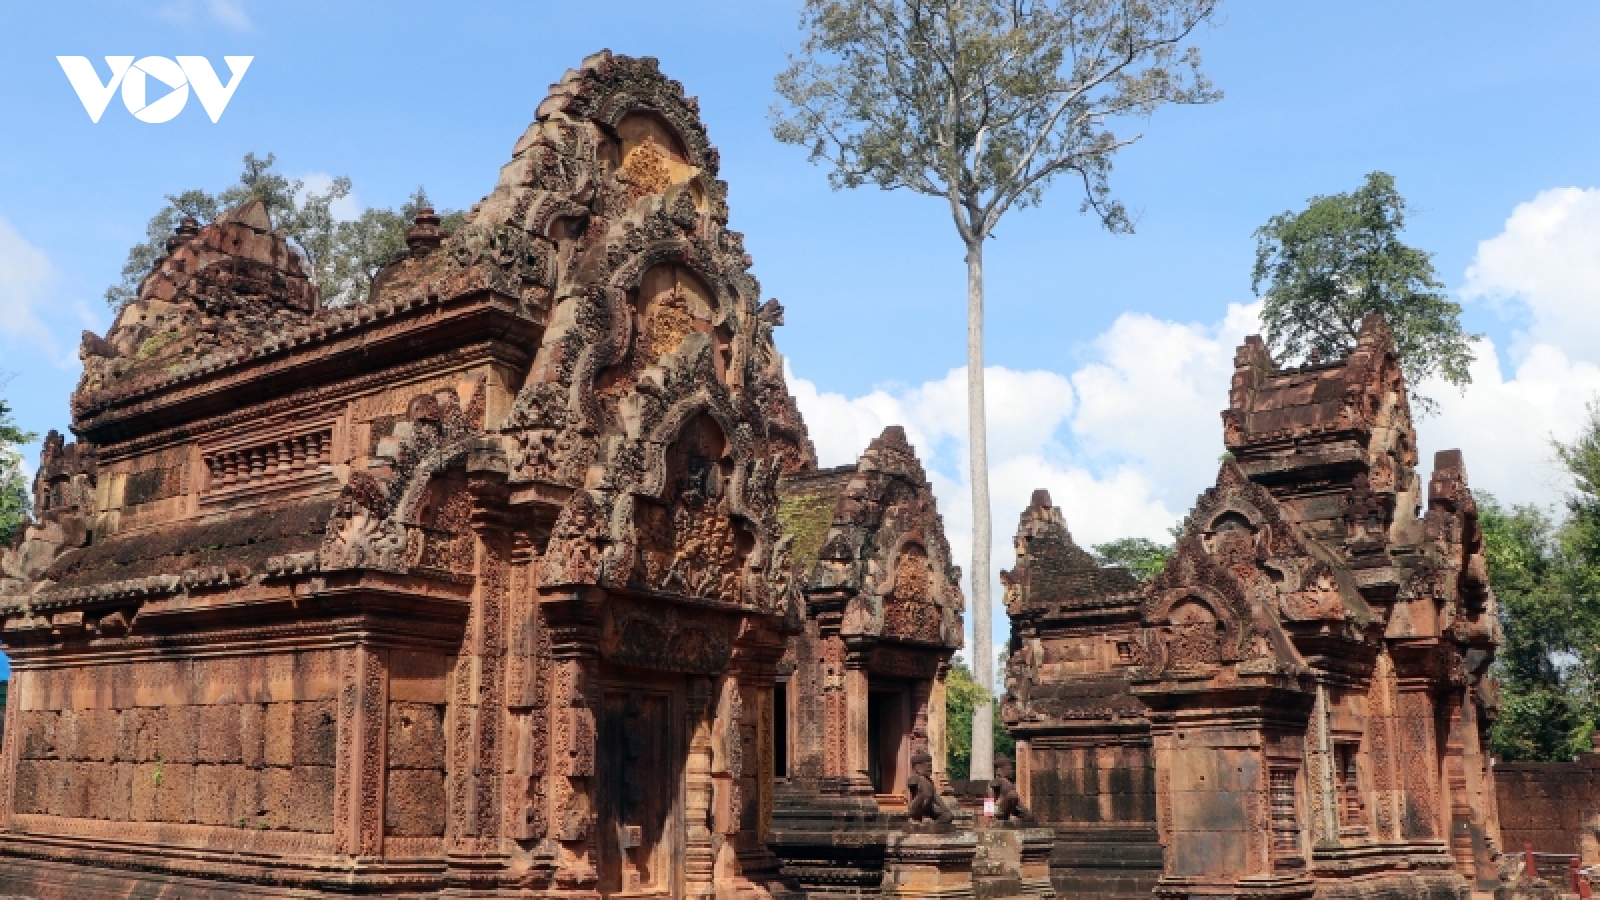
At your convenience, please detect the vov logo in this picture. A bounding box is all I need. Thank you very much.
[57,56,253,123]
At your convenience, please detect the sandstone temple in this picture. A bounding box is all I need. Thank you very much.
[1003,317,1504,900]
[0,51,1522,900]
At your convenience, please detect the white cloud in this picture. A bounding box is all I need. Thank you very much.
[1418,341,1600,512]
[0,214,56,344]
[789,230,1600,652]
[789,303,1261,650]
[297,174,362,223]
[207,0,251,29]
[1463,187,1600,362]
[1070,301,1261,511]
[1432,188,1600,512]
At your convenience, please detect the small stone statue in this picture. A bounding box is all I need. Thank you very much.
[906,750,953,825]
[990,754,1031,823]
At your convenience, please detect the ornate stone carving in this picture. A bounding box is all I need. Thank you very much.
[600,599,733,675]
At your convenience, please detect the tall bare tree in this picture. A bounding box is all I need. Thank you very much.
[774,0,1221,779]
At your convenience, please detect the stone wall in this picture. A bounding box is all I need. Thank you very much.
[1495,751,1600,859]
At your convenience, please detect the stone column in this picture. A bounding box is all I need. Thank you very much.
[1453,680,1504,892]
[536,585,603,893]
[844,644,874,795]
[1393,677,1443,843]
[446,459,515,880]
[1307,683,1340,847]
[1366,650,1405,843]
[710,675,743,883]
[1439,687,1478,875]
[0,668,23,829]
[684,676,716,900]
[909,677,934,763]
[929,663,951,796]
[505,533,551,851]
[334,642,388,860]
[727,627,792,893]
[821,634,850,783]
[750,678,776,843]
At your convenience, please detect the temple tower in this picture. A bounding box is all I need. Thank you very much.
[0,52,814,900]
[1005,315,1503,900]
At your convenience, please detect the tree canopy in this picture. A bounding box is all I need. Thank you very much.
[1252,172,1478,415]
[774,0,1221,247]
[0,394,36,547]
[1481,402,1600,761]
[1091,536,1172,581]
[944,653,1013,780]
[106,152,462,310]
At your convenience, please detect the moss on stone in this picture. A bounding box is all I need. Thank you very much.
[778,491,835,574]
[136,329,182,361]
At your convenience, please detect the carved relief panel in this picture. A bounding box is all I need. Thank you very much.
[632,413,752,605]
[881,544,943,644]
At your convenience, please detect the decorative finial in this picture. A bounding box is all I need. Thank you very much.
[405,207,443,256]
[166,216,200,253]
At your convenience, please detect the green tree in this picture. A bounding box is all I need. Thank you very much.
[1092,536,1172,581]
[1480,403,1600,761]
[106,153,458,309]
[774,0,1220,781]
[1480,493,1595,761]
[1555,401,1600,607]
[945,654,1014,780]
[327,188,467,305]
[0,395,37,546]
[1252,172,1478,415]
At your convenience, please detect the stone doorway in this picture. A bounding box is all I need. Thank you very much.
[868,685,911,806]
[597,682,684,900]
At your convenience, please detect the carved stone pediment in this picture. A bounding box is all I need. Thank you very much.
[781,426,963,652]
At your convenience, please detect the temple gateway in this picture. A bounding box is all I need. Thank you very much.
[0,53,1518,900]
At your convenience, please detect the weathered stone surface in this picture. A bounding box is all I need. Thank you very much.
[385,768,447,837]
[386,701,445,769]
[1005,314,1504,900]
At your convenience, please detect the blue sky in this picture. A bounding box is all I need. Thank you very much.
[4,1,1600,663]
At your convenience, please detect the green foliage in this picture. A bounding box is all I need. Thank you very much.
[1480,494,1596,761]
[1556,402,1600,606]
[0,396,36,546]
[1481,404,1600,762]
[0,398,29,454]
[945,655,1013,780]
[773,0,1220,245]
[1092,536,1172,581]
[0,461,28,547]
[106,154,460,309]
[1252,172,1478,415]
[327,187,464,306]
